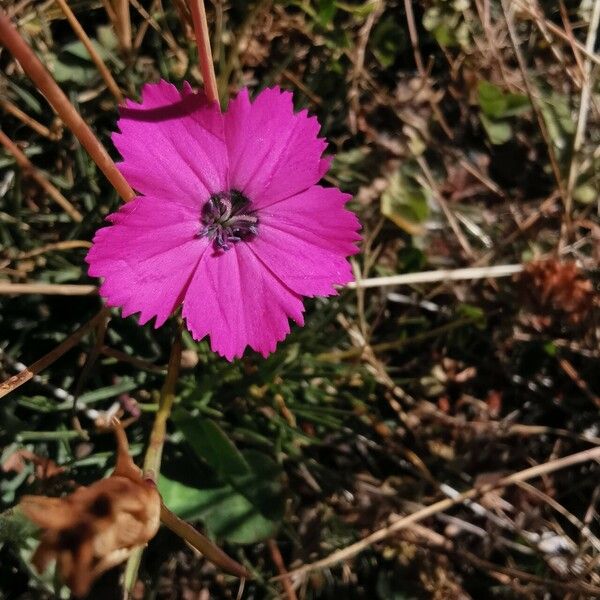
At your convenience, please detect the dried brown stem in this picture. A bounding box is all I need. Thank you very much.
[187,0,219,104]
[54,0,123,103]
[268,539,297,600]
[16,240,91,259]
[0,97,58,139]
[114,0,132,52]
[0,308,108,400]
[0,128,82,221]
[0,11,134,202]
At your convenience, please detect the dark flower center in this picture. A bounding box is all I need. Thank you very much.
[198,190,258,251]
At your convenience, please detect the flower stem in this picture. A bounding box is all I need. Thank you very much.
[142,322,183,482]
[0,11,134,202]
[187,0,219,104]
[124,321,183,592]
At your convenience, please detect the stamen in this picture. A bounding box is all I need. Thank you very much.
[198,190,258,251]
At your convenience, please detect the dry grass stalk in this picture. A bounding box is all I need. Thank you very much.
[114,0,132,52]
[0,128,82,221]
[0,282,96,295]
[0,308,108,399]
[187,0,219,103]
[0,97,59,139]
[16,240,91,259]
[54,0,123,103]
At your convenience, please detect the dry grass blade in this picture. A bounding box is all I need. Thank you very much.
[16,240,91,259]
[114,0,132,52]
[0,128,82,221]
[0,97,59,139]
[159,504,250,579]
[283,445,600,579]
[0,11,134,202]
[0,283,96,295]
[0,308,107,400]
[54,0,123,103]
[346,264,525,290]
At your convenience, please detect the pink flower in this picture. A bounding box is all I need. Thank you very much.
[86,81,361,360]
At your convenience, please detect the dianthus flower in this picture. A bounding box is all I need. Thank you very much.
[87,82,360,360]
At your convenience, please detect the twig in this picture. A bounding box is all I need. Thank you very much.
[0,308,107,399]
[0,97,58,139]
[187,0,218,104]
[54,0,123,103]
[268,539,298,600]
[0,282,96,295]
[345,264,524,290]
[283,445,600,579]
[0,129,82,221]
[0,11,135,202]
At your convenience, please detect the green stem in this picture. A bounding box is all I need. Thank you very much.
[124,322,183,594]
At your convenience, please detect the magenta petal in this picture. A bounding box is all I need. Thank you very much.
[86,196,206,327]
[113,81,228,206]
[247,186,360,297]
[224,87,327,208]
[182,244,305,360]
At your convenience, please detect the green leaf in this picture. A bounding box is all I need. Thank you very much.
[0,507,37,545]
[172,409,250,478]
[159,451,284,544]
[539,91,575,153]
[573,184,597,205]
[381,168,429,235]
[370,16,404,68]
[478,81,529,119]
[317,0,337,26]
[480,113,513,145]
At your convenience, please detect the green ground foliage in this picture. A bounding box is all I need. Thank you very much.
[0,0,599,598]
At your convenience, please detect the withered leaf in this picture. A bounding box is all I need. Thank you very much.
[20,421,161,598]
